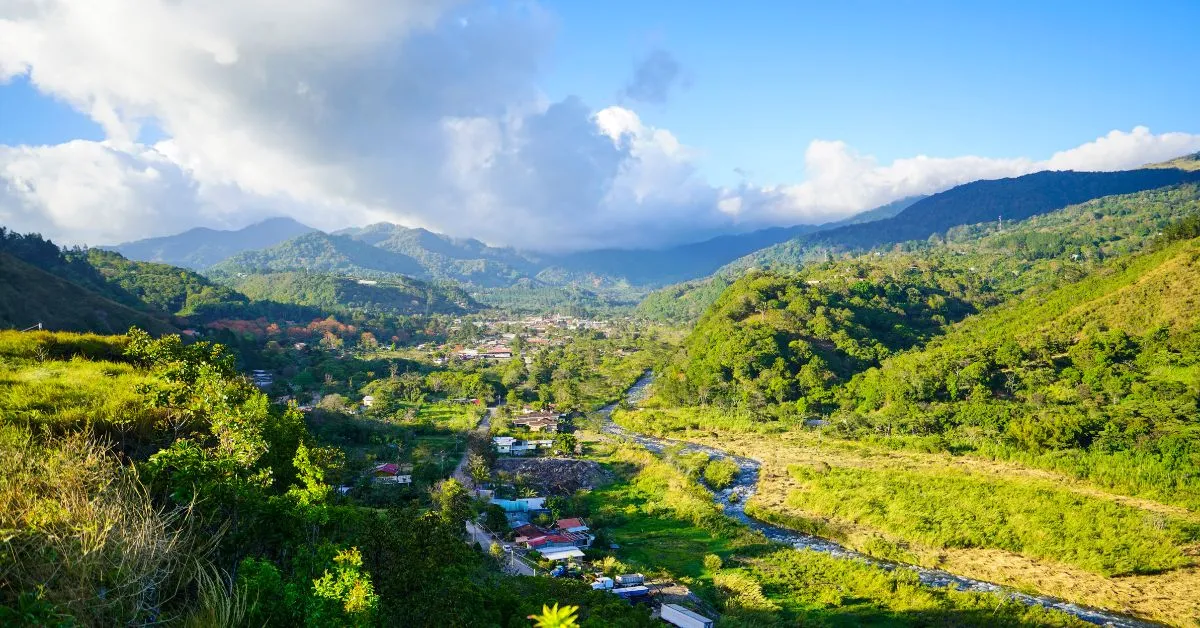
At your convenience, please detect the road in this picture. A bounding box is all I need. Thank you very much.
[451,403,495,488]
[465,522,537,576]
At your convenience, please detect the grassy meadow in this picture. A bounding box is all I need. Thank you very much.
[580,438,1089,627]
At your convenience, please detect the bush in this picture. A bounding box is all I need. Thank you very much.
[702,459,739,490]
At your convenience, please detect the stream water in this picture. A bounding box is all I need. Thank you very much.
[597,374,1155,628]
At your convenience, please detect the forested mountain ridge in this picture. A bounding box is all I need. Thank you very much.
[121,199,912,294]
[227,271,477,315]
[111,217,316,269]
[0,252,177,334]
[656,182,1200,410]
[640,170,1200,324]
[211,231,429,278]
[722,167,1200,274]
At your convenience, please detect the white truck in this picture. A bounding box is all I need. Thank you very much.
[614,573,644,586]
[590,576,614,590]
[660,603,714,628]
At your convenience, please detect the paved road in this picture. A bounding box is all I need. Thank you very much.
[465,522,537,576]
[452,404,495,488]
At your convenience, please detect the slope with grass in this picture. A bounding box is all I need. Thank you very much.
[0,252,176,334]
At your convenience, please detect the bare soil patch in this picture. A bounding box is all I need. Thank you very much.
[493,457,611,495]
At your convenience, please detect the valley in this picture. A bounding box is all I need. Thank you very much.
[3,157,1200,626]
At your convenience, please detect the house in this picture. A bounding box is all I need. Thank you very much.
[511,411,562,433]
[362,395,375,408]
[370,462,413,485]
[492,437,554,456]
[490,497,546,513]
[555,518,589,534]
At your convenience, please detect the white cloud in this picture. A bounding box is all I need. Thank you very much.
[1,1,1199,251]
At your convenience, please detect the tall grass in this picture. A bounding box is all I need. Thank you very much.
[0,357,162,442]
[0,425,210,624]
[584,444,1086,626]
[785,464,1194,576]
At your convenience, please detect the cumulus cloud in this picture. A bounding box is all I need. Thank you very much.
[620,48,685,104]
[1,1,1199,251]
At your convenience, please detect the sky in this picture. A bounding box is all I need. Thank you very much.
[1,0,1198,251]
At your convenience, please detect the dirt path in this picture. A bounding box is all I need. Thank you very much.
[452,405,494,488]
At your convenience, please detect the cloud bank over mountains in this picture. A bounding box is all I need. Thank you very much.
[2,0,1199,250]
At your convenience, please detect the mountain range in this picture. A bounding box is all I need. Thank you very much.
[121,197,919,298]
[111,217,317,269]
[111,162,1200,300]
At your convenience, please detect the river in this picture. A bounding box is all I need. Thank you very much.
[597,373,1155,628]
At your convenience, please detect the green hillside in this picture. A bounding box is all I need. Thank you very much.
[723,168,1200,276]
[340,223,534,287]
[228,271,476,315]
[645,181,1200,324]
[212,231,427,278]
[82,249,249,316]
[0,252,175,334]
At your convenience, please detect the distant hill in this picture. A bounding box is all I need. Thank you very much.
[228,271,476,315]
[202,199,912,292]
[544,196,921,285]
[724,168,1200,273]
[336,224,536,287]
[1147,151,1200,172]
[0,252,176,334]
[112,217,316,269]
[211,231,428,279]
[82,249,249,316]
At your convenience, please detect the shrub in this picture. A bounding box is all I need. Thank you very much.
[702,458,739,490]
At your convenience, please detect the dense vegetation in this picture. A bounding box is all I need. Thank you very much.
[227,271,475,316]
[83,248,249,316]
[0,329,652,626]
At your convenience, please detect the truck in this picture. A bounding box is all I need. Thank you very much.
[614,573,644,586]
[611,585,650,600]
[660,603,714,628]
[590,576,614,590]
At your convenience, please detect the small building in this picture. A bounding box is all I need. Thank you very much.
[490,497,546,513]
[492,436,553,456]
[370,462,413,485]
[362,395,375,408]
[555,518,589,534]
[539,547,585,562]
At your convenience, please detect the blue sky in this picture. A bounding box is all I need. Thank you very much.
[538,0,1200,185]
[1,1,1198,248]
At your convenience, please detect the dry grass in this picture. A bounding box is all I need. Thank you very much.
[0,426,213,625]
[662,429,1200,626]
